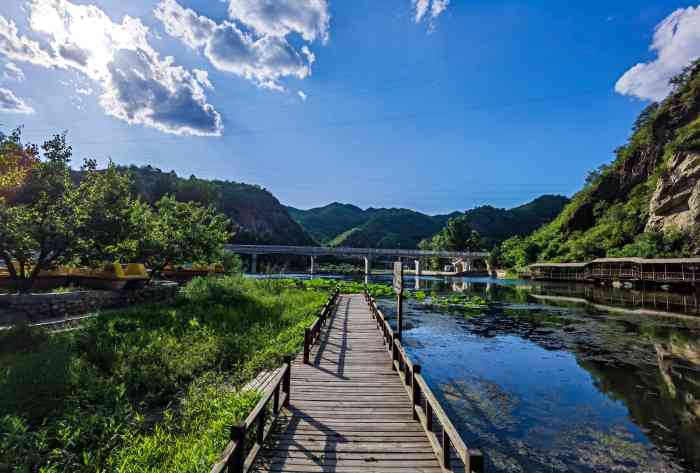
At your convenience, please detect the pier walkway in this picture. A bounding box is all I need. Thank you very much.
[251,294,479,472]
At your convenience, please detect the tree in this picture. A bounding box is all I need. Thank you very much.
[0,128,40,200]
[0,131,136,292]
[129,195,231,278]
[428,215,483,252]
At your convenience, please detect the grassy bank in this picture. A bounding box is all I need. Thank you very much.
[0,276,328,472]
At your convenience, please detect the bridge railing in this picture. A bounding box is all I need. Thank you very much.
[363,290,484,473]
[304,289,339,364]
[211,289,338,473]
[226,244,489,259]
[210,357,291,473]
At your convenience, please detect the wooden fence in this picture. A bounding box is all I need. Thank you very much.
[211,289,338,473]
[304,290,339,363]
[364,289,485,473]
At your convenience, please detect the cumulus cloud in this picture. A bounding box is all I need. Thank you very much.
[154,0,215,49]
[298,90,307,101]
[616,6,700,102]
[0,87,34,113]
[227,0,330,43]
[413,0,450,25]
[0,0,222,136]
[0,15,55,66]
[3,62,24,80]
[155,0,315,91]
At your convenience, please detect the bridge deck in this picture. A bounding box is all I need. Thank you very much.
[252,294,444,473]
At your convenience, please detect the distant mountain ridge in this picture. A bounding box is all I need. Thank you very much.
[287,195,569,249]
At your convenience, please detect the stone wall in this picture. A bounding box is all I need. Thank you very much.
[0,282,179,326]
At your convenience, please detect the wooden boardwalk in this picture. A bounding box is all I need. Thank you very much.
[252,294,445,473]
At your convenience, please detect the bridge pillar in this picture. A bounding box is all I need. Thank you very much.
[310,255,315,275]
[250,254,258,274]
[364,256,372,275]
[414,260,421,276]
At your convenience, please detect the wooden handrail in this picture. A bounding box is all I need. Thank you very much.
[364,289,484,473]
[304,290,339,364]
[211,356,292,473]
[211,288,337,472]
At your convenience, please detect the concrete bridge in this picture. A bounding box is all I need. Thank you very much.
[225,244,489,274]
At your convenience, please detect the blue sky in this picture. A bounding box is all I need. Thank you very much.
[1,0,699,214]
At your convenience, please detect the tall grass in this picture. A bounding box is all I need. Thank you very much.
[0,275,327,472]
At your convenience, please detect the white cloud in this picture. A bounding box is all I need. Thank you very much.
[0,0,222,136]
[0,87,34,113]
[3,61,24,80]
[298,90,307,101]
[412,0,449,25]
[193,68,213,89]
[154,0,215,49]
[0,15,55,67]
[155,0,315,91]
[76,86,93,95]
[616,6,700,102]
[227,0,330,43]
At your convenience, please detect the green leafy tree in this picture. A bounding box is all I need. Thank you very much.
[424,215,484,252]
[0,128,40,200]
[0,131,136,292]
[129,195,231,278]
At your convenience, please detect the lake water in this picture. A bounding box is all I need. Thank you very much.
[259,273,700,472]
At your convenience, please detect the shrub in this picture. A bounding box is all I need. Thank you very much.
[0,322,48,355]
[0,341,73,423]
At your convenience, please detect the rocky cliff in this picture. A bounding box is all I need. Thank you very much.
[499,60,700,267]
[647,151,700,232]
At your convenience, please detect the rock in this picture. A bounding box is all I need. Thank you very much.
[646,151,700,232]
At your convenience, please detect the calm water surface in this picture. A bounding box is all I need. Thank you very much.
[377,277,700,473]
[259,273,700,472]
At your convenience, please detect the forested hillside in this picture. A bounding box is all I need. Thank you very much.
[459,195,570,248]
[498,60,700,269]
[286,203,368,243]
[124,166,314,245]
[289,196,569,249]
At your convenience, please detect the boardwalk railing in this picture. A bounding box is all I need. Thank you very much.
[210,357,291,473]
[364,289,485,473]
[304,289,339,364]
[211,289,338,473]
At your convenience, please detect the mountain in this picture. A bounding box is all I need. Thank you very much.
[288,197,569,249]
[286,203,368,243]
[461,195,571,248]
[328,208,449,249]
[125,165,314,245]
[498,60,700,268]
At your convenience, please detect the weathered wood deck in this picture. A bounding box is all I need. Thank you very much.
[252,294,445,472]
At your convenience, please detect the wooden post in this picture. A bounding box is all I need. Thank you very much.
[303,329,310,364]
[426,402,433,431]
[283,356,292,407]
[257,403,266,446]
[397,292,403,341]
[273,384,280,414]
[393,260,404,341]
[441,426,451,468]
[412,365,421,420]
[228,424,246,473]
[391,333,399,371]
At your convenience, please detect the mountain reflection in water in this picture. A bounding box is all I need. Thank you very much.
[376,276,700,473]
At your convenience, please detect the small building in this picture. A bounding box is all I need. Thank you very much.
[530,262,588,281]
[530,257,700,285]
[589,257,700,283]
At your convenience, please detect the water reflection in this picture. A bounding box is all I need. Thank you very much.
[376,277,700,473]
